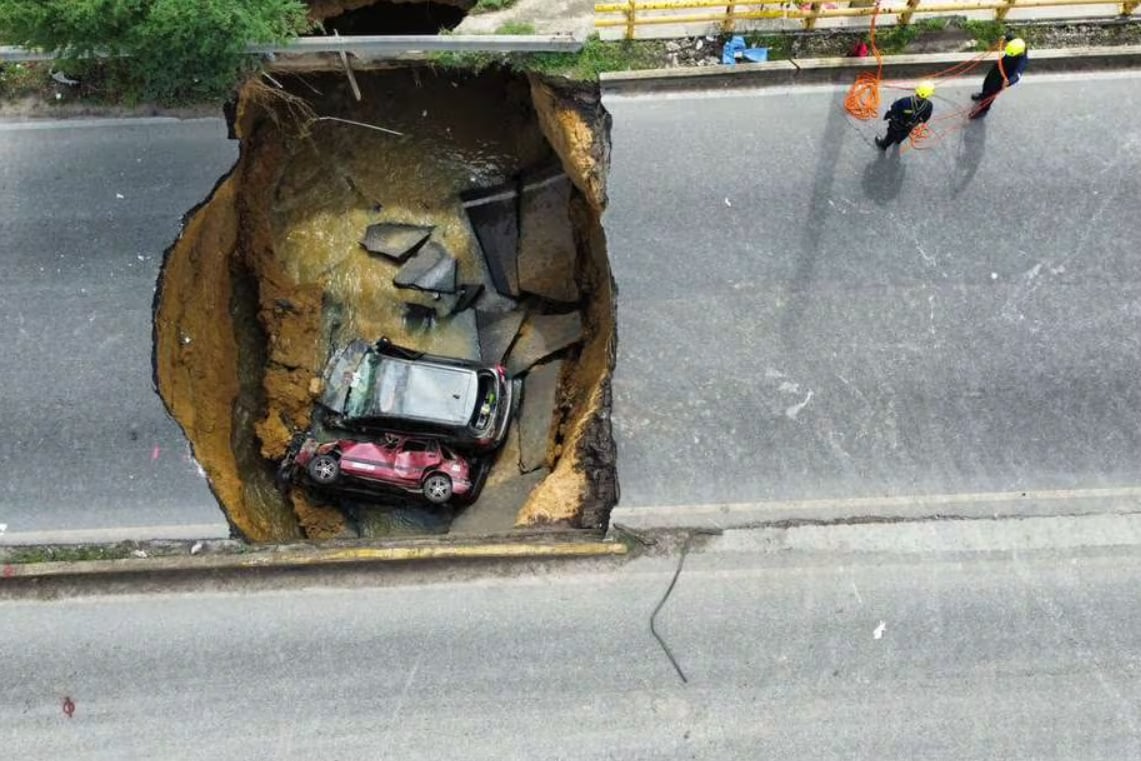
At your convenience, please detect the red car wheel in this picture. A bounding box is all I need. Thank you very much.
[422,473,453,504]
[307,453,340,485]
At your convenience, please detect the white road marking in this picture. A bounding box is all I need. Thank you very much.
[631,486,1141,517]
[0,117,221,131]
[0,523,230,546]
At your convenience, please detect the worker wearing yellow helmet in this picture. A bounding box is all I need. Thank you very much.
[970,36,1028,119]
[875,80,935,150]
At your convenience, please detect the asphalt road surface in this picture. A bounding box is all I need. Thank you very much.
[605,71,1141,517]
[0,117,236,541]
[3,514,1140,760]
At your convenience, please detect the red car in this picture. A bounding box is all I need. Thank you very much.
[281,434,474,505]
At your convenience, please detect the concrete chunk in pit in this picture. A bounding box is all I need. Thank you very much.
[506,312,583,377]
[476,309,525,365]
[518,171,579,303]
[393,241,457,294]
[449,283,484,315]
[518,360,563,473]
[463,181,519,298]
[360,222,433,262]
[402,302,437,332]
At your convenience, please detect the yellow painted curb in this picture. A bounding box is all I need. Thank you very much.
[1,540,627,580]
[261,542,628,566]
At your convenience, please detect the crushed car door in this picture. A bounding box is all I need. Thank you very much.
[393,439,434,485]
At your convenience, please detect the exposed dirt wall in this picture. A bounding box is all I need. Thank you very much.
[516,77,618,529]
[154,171,303,542]
[528,76,611,215]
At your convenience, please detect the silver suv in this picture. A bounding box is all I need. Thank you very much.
[318,338,515,453]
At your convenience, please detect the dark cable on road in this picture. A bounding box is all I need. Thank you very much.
[650,533,695,684]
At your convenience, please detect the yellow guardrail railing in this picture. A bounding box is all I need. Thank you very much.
[596,1,1140,38]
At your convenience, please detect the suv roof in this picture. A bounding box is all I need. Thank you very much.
[362,355,478,426]
[317,337,515,452]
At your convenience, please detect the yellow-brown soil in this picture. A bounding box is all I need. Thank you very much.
[516,78,617,529]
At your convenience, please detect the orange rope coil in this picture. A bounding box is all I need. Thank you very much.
[843,1,883,120]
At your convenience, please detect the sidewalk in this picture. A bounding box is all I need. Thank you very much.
[455,0,595,37]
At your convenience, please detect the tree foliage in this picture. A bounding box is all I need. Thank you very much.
[0,0,311,102]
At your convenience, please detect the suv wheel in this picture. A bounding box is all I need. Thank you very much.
[422,473,453,504]
[307,454,340,485]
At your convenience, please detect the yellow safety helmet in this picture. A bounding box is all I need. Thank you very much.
[1005,37,1027,56]
[915,80,935,99]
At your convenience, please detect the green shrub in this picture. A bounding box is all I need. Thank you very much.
[0,0,311,104]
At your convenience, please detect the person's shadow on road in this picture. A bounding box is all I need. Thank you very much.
[949,118,988,196]
[861,147,905,205]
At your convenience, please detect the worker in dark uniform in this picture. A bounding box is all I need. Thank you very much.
[970,37,1028,119]
[875,80,935,150]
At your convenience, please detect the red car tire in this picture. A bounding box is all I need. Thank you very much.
[422,472,453,504]
[307,453,341,485]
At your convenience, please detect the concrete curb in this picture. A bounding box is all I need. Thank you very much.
[609,487,1141,532]
[600,44,1141,94]
[1,539,628,580]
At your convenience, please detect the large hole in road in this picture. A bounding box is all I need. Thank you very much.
[153,67,617,542]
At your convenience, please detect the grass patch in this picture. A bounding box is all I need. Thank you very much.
[527,37,667,79]
[743,33,794,60]
[0,61,48,98]
[495,21,535,35]
[962,19,1006,50]
[472,0,518,13]
[5,543,140,564]
[430,35,667,81]
[875,16,952,54]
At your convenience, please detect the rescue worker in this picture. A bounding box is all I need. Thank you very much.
[970,37,1028,119]
[875,80,935,150]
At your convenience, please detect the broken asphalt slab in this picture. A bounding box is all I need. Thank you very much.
[506,312,583,377]
[449,283,485,315]
[393,241,458,293]
[450,468,550,535]
[477,309,525,365]
[519,171,579,303]
[519,359,563,473]
[463,181,520,298]
[360,222,433,262]
[402,302,438,332]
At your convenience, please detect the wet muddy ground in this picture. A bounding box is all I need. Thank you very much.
[154,66,617,542]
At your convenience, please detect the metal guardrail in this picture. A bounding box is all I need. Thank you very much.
[595,1,1140,38]
[247,34,581,55]
[0,34,582,63]
[0,47,54,62]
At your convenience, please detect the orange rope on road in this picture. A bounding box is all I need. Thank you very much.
[905,41,1009,152]
[843,1,883,120]
[846,71,882,120]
